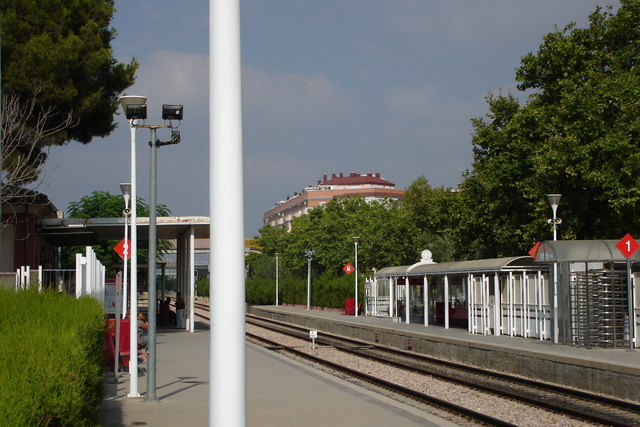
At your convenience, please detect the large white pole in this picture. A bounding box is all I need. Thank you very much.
[128,125,140,398]
[210,0,246,425]
[189,227,195,333]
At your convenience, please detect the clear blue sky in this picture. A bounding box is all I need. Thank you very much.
[45,1,619,237]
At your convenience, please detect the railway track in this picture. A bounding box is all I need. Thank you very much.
[192,301,640,425]
[245,314,640,427]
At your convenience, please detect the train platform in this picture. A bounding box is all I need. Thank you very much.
[100,321,460,426]
[249,304,640,402]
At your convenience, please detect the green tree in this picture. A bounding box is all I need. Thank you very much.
[270,196,422,278]
[460,1,640,257]
[1,0,137,181]
[62,191,172,278]
[403,176,461,261]
[255,224,290,256]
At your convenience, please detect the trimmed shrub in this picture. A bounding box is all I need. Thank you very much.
[0,289,106,426]
[246,271,362,309]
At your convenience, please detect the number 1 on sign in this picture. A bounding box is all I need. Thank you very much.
[616,233,639,258]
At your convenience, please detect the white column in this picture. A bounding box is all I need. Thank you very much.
[189,227,195,333]
[404,277,410,324]
[389,278,395,317]
[494,272,500,336]
[423,276,428,326]
[444,274,449,329]
[210,0,245,425]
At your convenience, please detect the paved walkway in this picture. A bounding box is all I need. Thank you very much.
[101,322,459,426]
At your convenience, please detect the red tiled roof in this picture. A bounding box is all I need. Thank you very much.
[323,174,394,187]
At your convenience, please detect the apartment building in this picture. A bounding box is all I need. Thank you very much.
[264,172,405,230]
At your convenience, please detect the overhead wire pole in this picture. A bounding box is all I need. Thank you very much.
[209,0,246,425]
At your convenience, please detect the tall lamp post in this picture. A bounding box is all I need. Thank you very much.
[305,250,315,310]
[275,253,280,306]
[353,237,360,317]
[547,193,562,344]
[119,95,145,398]
[120,183,132,318]
[119,96,182,402]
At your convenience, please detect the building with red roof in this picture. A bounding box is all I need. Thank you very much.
[264,172,405,230]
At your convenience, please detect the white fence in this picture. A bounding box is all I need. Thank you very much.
[4,247,106,307]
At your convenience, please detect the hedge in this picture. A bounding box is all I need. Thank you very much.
[246,271,360,308]
[0,289,106,426]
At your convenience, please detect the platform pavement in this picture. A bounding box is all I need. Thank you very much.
[257,304,640,370]
[100,321,461,426]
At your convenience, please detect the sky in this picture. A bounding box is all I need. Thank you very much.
[44,0,620,237]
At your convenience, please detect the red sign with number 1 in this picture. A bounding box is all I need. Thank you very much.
[616,233,640,258]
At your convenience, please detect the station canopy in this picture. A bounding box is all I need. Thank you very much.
[375,256,541,278]
[37,216,210,247]
[531,240,640,263]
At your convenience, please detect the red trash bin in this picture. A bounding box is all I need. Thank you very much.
[344,298,356,315]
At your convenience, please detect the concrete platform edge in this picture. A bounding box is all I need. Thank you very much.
[248,305,640,402]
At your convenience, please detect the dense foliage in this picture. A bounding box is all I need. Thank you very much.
[458,1,640,257]
[1,0,137,182]
[248,194,441,307]
[0,289,106,426]
[255,196,423,277]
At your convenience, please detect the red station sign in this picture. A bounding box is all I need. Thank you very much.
[343,263,355,275]
[114,239,132,260]
[616,233,640,258]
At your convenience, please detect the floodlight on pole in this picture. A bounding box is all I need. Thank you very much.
[120,95,148,120]
[119,95,144,398]
[120,97,183,402]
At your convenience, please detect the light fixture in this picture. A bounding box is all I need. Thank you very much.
[119,183,131,210]
[162,104,184,121]
[547,194,562,213]
[119,95,148,120]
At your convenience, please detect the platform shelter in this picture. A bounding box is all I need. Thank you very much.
[373,241,640,349]
[532,239,640,348]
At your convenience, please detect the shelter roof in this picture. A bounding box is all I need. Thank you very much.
[375,256,541,278]
[37,216,210,247]
[376,265,412,277]
[532,240,640,263]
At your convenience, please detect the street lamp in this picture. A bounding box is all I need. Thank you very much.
[120,183,131,318]
[119,95,145,398]
[119,95,182,402]
[275,253,280,306]
[305,250,315,310]
[547,193,562,344]
[353,237,360,317]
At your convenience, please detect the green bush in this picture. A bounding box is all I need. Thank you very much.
[196,277,209,298]
[246,271,361,308]
[0,289,106,426]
